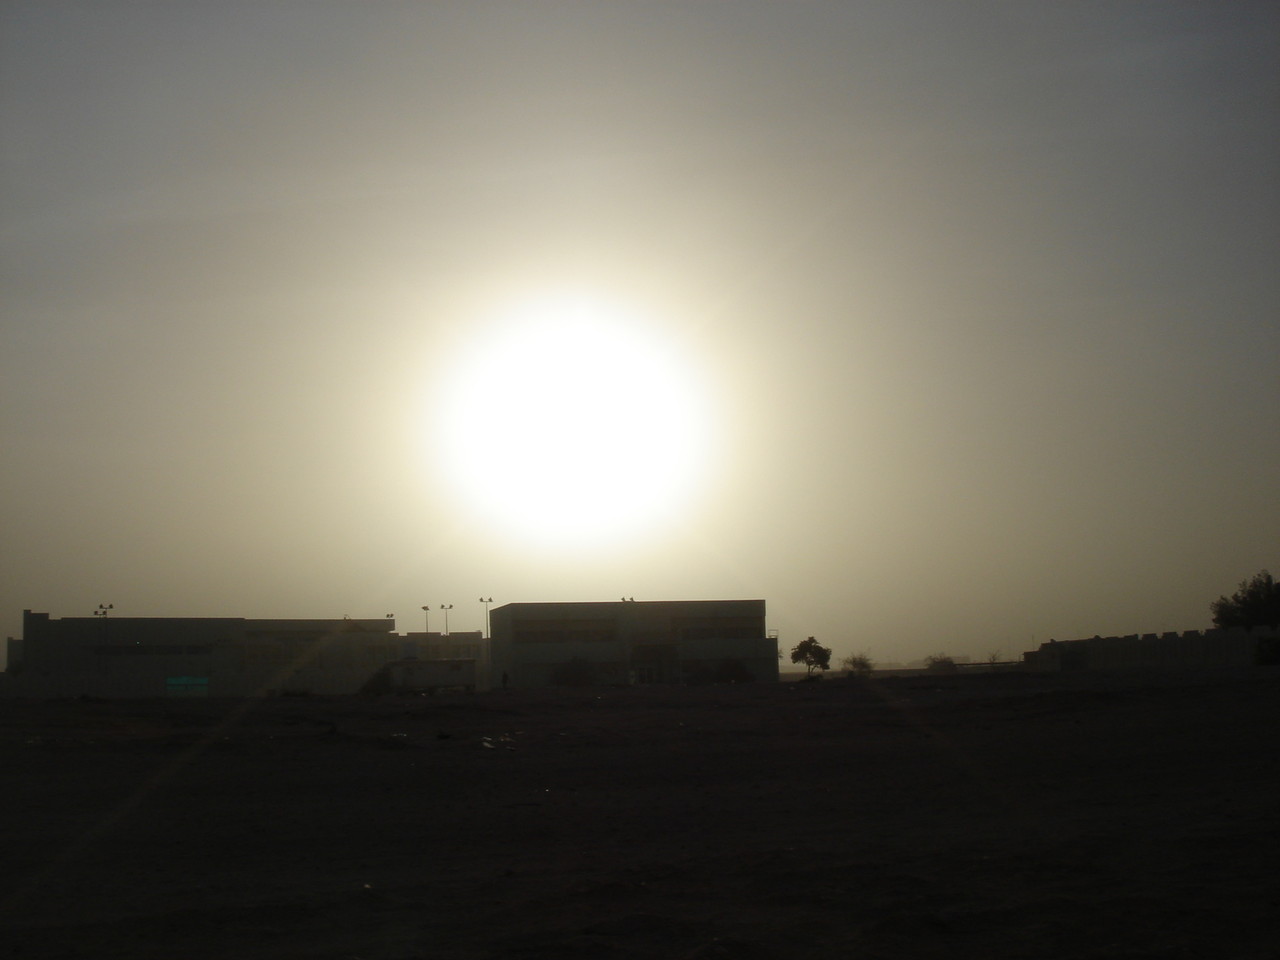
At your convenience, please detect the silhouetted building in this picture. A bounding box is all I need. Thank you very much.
[401,631,486,664]
[3,611,440,697]
[3,602,777,696]
[489,599,776,687]
[1022,628,1278,672]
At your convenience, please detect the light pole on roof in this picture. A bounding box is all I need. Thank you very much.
[440,603,453,635]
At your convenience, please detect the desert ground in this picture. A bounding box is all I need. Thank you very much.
[1,670,1277,959]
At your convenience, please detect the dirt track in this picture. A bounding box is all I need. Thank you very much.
[2,671,1277,959]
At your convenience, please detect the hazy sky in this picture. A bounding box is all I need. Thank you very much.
[3,2,1277,667]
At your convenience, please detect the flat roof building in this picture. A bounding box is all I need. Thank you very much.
[5,611,412,698]
[489,599,775,687]
[3,599,775,697]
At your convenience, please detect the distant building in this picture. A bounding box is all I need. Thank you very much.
[1022,628,1278,672]
[2,611,475,698]
[401,631,486,664]
[489,599,776,687]
[3,600,776,697]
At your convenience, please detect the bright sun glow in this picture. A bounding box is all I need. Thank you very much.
[432,294,714,548]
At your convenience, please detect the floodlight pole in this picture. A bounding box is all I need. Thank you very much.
[479,597,493,638]
[421,605,430,633]
[440,604,453,635]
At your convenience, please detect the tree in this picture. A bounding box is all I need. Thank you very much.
[791,636,832,677]
[1211,570,1280,630]
[841,651,875,678]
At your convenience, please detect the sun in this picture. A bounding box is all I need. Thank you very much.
[430,293,715,548]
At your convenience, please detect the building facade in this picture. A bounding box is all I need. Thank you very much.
[1022,628,1279,672]
[3,611,484,698]
[4,600,776,697]
[489,599,776,687]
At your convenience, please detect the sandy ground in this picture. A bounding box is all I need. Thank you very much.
[1,670,1277,959]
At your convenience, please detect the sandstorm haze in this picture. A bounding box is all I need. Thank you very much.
[2,2,1276,667]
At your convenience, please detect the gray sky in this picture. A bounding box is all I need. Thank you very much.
[3,1,1277,666]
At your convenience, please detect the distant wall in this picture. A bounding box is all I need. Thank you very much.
[1023,628,1276,672]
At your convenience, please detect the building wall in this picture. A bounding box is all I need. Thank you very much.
[5,611,408,698]
[5,602,775,695]
[676,635,780,683]
[498,638,633,688]
[490,600,775,687]
[1023,628,1276,673]
[400,632,491,691]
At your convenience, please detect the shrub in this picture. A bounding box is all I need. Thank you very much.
[842,652,875,678]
